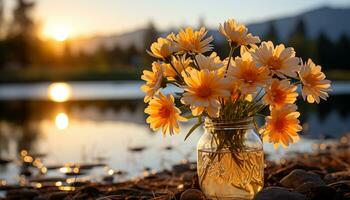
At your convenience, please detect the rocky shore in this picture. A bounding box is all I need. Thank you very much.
[2,142,350,200]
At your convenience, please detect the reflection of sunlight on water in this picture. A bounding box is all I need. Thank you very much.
[37,117,201,177]
[48,83,72,102]
[55,113,69,130]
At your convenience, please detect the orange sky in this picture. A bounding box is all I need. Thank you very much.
[4,0,350,40]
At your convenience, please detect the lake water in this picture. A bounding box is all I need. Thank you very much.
[0,81,349,185]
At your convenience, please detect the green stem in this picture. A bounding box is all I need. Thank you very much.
[180,58,190,77]
[168,61,184,83]
[225,46,234,72]
[225,44,239,73]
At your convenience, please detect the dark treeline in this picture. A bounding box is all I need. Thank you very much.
[215,20,350,71]
[0,0,151,72]
[0,0,349,82]
[262,20,350,71]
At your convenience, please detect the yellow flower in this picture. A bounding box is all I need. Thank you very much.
[252,41,300,78]
[240,44,258,55]
[264,79,298,108]
[145,93,187,136]
[147,33,177,59]
[175,27,213,54]
[163,54,192,80]
[219,19,260,46]
[261,105,302,148]
[141,62,164,102]
[181,69,230,118]
[299,59,331,103]
[195,52,225,73]
[228,53,271,94]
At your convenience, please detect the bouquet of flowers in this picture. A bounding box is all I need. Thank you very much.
[141,18,331,149]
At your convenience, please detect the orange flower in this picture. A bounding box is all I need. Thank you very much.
[181,69,230,117]
[252,41,300,78]
[299,59,331,103]
[264,79,298,108]
[141,62,164,102]
[145,93,187,136]
[163,55,192,80]
[228,53,271,95]
[147,33,177,59]
[261,105,302,148]
[240,45,258,55]
[219,19,260,46]
[175,27,213,54]
[195,52,225,74]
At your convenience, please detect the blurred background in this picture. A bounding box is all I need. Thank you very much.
[0,0,350,187]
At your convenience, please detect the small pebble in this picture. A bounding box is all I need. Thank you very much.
[254,186,307,200]
[280,169,325,189]
[180,189,205,200]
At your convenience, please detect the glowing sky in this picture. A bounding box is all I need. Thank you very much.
[4,0,350,37]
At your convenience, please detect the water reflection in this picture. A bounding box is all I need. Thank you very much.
[0,89,349,185]
[55,112,69,130]
[48,83,72,102]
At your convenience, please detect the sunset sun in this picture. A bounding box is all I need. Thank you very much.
[43,24,71,42]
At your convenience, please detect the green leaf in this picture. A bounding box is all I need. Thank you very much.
[184,117,203,141]
[183,114,196,119]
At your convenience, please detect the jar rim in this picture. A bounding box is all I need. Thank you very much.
[204,117,254,130]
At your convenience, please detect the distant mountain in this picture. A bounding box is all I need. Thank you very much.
[247,6,350,42]
[71,29,148,54]
[71,6,350,54]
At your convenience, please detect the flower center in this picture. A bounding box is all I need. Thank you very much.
[274,117,287,133]
[242,70,257,84]
[158,106,171,118]
[272,89,286,105]
[303,74,319,87]
[267,56,282,70]
[197,85,213,98]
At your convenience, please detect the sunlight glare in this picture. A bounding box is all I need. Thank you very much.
[55,113,69,130]
[48,82,72,102]
[43,24,71,42]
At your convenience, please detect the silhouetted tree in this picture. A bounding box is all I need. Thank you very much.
[90,45,109,70]
[9,0,35,36]
[62,40,73,67]
[144,22,158,50]
[263,21,279,43]
[316,32,334,70]
[142,22,158,67]
[125,44,140,67]
[288,19,316,60]
[108,46,124,67]
[6,0,38,67]
[335,34,350,70]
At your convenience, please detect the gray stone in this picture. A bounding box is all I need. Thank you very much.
[254,187,307,200]
[280,169,325,189]
[324,171,350,183]
[180,189,205,200]
[45,191,68,200]
[308,185,337,200]
[328,180,350,195]
[181,171,197,182]
[7,189,40,199]
[296,181,319,194]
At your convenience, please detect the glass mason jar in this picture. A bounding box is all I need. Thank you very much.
[197,118,264,200]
